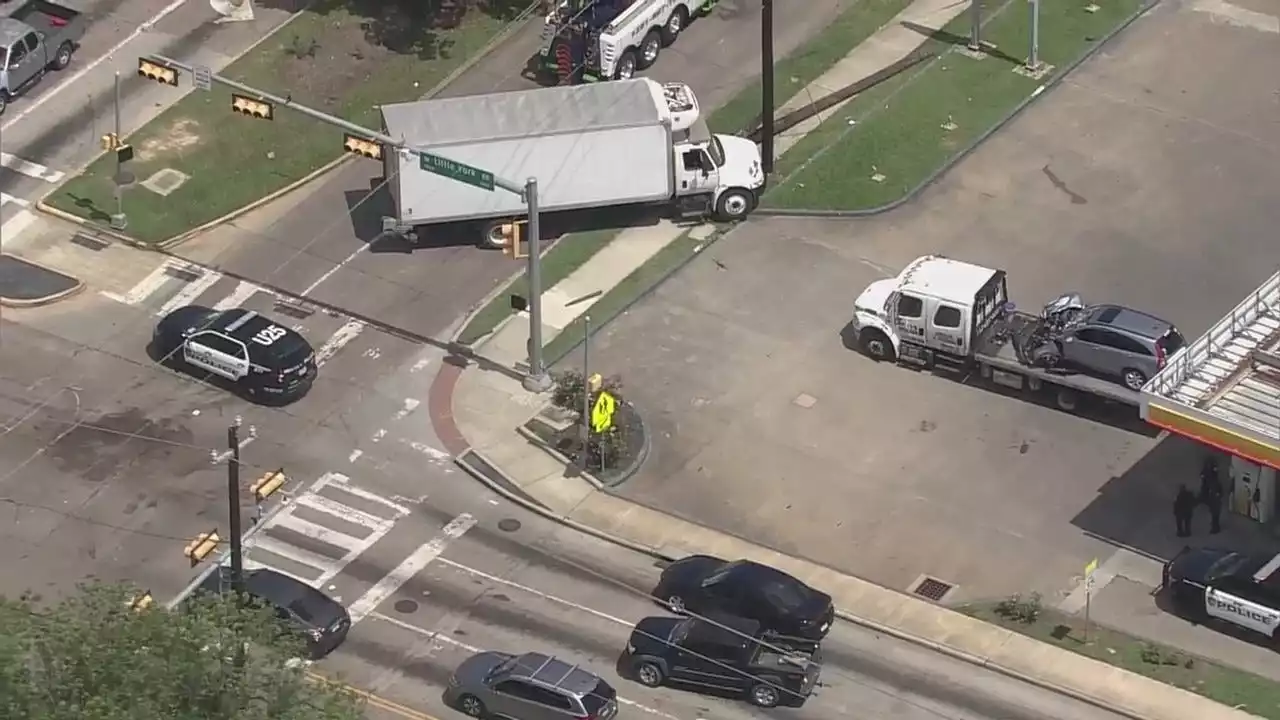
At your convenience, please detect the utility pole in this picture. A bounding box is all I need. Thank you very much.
[227,418,245,594]
[1026,0,1042,71]
[109,72,130,231]
[760,0,775,174]
[968,0,982,52]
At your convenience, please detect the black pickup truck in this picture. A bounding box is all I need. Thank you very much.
[0,0,86,114]
[624,613,823,708]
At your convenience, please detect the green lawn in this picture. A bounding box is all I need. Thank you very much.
[706,0,915,135]
[962,600,1280,718]
[763,0,1145,210]
[46,0,510,245]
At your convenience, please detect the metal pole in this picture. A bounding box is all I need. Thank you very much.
[968,0,982,51]
[1027,0,1041,70]
[227,420,244,593]
[581,315,591,445]
[109,72,127,231]
[523,178,552,392]
[760,0,775,174]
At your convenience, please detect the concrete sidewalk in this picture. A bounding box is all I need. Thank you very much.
[463,0,972,368]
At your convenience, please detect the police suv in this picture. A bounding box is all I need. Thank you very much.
[153,306,316,401]
[1163,547,1280,641]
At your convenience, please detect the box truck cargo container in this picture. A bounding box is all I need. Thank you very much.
[378,78,764,246]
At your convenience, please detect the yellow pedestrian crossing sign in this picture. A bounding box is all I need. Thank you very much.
[591,391,617,433]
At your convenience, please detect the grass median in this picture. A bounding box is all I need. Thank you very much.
[763,0,1145,210]
[46,0,517,245]
[962,597,1280,717]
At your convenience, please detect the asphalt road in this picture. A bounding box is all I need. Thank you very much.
[173,0,854,340]
[577,0,1280,673]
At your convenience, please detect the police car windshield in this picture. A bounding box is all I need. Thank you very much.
[1208,552,1250,581]
[263,333,312,368]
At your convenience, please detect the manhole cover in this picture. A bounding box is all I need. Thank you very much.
[912,577,954,602]
[498,518,521,532]
[141,168,190,196]
[393,599,418,614]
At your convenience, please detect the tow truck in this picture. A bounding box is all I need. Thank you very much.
[849,255,1145,412]
[537,0,718,84]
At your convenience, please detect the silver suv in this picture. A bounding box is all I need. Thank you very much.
[445,651,619,720]
[1052,304,1185,390]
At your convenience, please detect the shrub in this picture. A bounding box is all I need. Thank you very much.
[551,369,623,412]
[994,592,1042,625]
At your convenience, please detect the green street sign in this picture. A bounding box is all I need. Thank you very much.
[419,152,495,192]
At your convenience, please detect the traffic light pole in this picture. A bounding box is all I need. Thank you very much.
[760,0,775,175]
[146,54,553,391]
[227,420,245,593]
[110,72,128,231]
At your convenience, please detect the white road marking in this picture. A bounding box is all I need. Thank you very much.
[372,428,387,443]
[253,534,344,572]
[346,513,477,624]
[212,280,261,311]
[369,611,681,720]
[1,191,31,208]
[402,439,451,463]
[1190,0,1279,32]
[315,320,364,366]
[410,356,434,373]
[301,244,371,296]
[272,512,370,553]
[156,269,222,316]
[1,209,39,241]
[0,152,65,183]
[348,449,363,463]
[393,398,421,420]
[0,0,192,131]
[102,260,179,305]
[435,557,634,627]
[328,479,412,516]
[295,493,395,533]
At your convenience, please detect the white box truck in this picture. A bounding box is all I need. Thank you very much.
[378,78,765,246]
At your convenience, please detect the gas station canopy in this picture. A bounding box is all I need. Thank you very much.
[1141,270,1280,469]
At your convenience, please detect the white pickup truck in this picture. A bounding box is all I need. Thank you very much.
[538,0,717,83]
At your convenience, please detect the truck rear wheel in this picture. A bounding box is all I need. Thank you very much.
[0,92,8,116]
[1056,388,1078,411]
[615,50,638,80]
[638,31,661,69]
[661,8,687,45]
[748,680,782,708]
[53,43,73,71]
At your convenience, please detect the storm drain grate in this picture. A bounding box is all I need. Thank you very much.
[912,577,954,602]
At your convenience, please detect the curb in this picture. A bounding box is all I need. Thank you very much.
[452,447,1158,720]
[753,0,1159,219]
[0,253,86,308]
[36,0,542,250]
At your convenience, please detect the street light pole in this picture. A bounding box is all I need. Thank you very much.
[109,72,128,231]
[968,0,982,52]
[760,0,775,175]
[1027,0,1042,70]
[523,177,552,392]
[227,420,245,594]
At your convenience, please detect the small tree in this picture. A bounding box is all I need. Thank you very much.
[0,582,363,720]
[550,370,631,472]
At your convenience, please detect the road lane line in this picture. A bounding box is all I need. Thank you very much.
[300,243,371,296]
[0,152,65,182]
[393,398,421,420]
[368,612,681,720]
[434,557,635,628]
[315,319,364,366]
[347,513,477,624]
[0,0,192,131]
[212,280,261,311]
[155,268,222,316]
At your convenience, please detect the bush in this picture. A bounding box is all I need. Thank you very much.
[994,592,1042,625]
[551,369,623,413]
[549,370,632,472]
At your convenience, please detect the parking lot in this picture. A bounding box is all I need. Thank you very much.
[580,0,1280,606]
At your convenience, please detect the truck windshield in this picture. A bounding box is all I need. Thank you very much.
[708,137,725,168]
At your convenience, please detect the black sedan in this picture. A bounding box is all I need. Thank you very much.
[653,556,834,640]
[196,567,350,659]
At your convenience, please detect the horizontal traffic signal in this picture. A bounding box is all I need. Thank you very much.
[138,58,178,86]
[183,529,220,566]
[100,133,120,151]
[231,94,274,120]
[343,134,383,160]
[251,469,287,502]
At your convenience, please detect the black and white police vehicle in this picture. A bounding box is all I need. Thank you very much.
[152,306,317,401]
[1163,547,1280,641]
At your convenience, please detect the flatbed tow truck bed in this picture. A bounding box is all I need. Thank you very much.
[971,310,1141,407]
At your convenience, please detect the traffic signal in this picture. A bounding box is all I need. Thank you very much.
[100,133,120,151]
[498,220,528,258]
[183,529,220,566]
[251,468,287,502]
[231,93,274,120]
[116,144,134,163]
[343,134,383,160]
[138,57,178,86]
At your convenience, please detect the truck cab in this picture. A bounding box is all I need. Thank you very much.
[851,255,1007,366]
[660,82,764,220]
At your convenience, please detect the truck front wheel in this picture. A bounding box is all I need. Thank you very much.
[615,50,638,80]
[859,331,895,362]
[715,189,753,221]
[53,43,73,71]
[748,680,782,708]
[0,92,8,116]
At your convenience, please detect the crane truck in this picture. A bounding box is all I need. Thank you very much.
[537,0,718,84]
[848,255,1149,412]
[378,78,764,246]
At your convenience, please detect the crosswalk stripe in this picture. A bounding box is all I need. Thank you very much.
[272,512,371,554]
[1,191,31,208]
[347,513,477,624]
[155,269,223,317]
[251,534,345,573]
[212,280,261,311]
[294,492,394,532]
[102,259,186,306]
[0,152,64,183]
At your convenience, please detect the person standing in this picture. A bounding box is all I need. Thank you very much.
[1201,457,1225,534]
[1174,484,1197,538]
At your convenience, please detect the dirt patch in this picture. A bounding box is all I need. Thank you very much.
[137,118,202,162]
